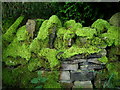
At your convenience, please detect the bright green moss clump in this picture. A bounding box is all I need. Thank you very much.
[61,45,101,59]
[98,56,108,64]
[3,16,24,42]
[39,48,60,69]
[3,38,31,61]
[91,19,110,34]
[64,20,82,32]
[16,25,28,41]
[101,26,120,46]
[37,15,62,40]
[76,27,97,39]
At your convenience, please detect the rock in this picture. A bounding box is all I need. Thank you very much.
[73,81,93,88]
[60,80,71,83]
[109,12,120,27]
[70,71,94,81]
[62,59,87,64]
[99,49,107,56]
[26,19,36,39]
[60,71,70,81]
[61,82,73,88]
[49,24,57,49]
[87,63,105,70]
[88,58,101,64]
[61,63,78,71]
[87,53,102,59]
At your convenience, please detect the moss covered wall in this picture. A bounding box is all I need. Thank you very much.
[2,15,120,88]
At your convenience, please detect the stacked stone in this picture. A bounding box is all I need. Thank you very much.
[60,49,107,88]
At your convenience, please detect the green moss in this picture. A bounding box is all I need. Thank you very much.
[39,48,60,69]
[27,58,50,71]
[2,17,15,34]
[64,20,82,32]
[37,20,49,40]
[91,19,110,34]
[3,57,27,66]
[3,38,31,60]
[44,71,61,88]
[98,56,108,64]
[29,38,41,53]
[76,27,97,39]
[91,37,107,48]
[3,16,24,42]
[35,19,45,31]
[60,45,101,59]
[37,15,62,40]
[54,27,68,50]
[63,30,75,40]
[16,25,28,41]
[101,26,120,46]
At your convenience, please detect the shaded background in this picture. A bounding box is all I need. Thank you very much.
[2,2,120,26]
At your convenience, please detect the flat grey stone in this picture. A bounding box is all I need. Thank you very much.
[61,63,78,71]
[88,58,101,64]
[60,71,70,81]
[60,80,71,83]
[73,81,93,88]
[62,59,87,64]
[70,71,94,81]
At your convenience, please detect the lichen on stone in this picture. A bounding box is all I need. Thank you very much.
[3,16,24,42]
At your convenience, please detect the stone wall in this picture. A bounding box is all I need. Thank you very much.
[60,49,107,88]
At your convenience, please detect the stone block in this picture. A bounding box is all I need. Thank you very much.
[70,71,94,81]
[61,63,78,71]
[60,71,70,81]
[73,81,93,88]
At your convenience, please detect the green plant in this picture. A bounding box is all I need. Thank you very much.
[103,74,114,88]
[31,71,47,88]
[57,2,104,25]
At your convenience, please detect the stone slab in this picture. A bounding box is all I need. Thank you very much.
[70,71,94,81]
[61,63,78,71]
[60,71,70,81]
[73,81,93,88]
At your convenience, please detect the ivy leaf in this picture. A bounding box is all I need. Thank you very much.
[37,71,42,76]
[38,77,47,83]
[31,78,39,84]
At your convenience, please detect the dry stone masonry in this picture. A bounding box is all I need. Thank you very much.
[60,49,107,88]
